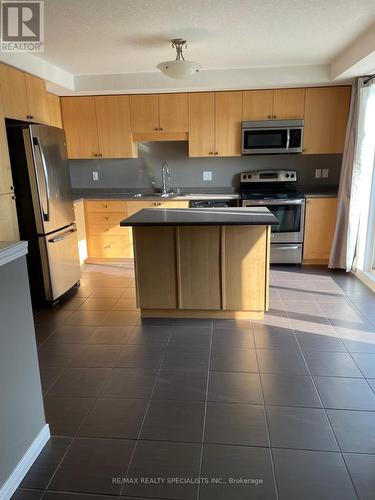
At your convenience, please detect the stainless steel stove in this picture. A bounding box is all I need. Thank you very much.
[240,169,305,264]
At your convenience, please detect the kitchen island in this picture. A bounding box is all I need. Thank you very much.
[121,207,278,319]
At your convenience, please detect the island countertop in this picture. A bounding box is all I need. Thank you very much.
[120,207,279,226]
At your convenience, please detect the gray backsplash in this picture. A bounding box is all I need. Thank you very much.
[69,141,342,191]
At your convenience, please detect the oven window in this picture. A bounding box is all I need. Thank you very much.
[268,205,301,233]
[243,129,287,150]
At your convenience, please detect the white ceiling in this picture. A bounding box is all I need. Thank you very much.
[41,0,375,74]
[1,0,375,93]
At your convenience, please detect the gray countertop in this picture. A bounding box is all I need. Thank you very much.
[0,241,28,266]
[120,207,279,226]
[72,189,240,202]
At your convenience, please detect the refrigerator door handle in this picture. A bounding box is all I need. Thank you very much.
[33,137,50,221]
[48,227,77,243]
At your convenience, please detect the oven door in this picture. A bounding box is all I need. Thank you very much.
[242,199,305,243]
[242,127,303,154]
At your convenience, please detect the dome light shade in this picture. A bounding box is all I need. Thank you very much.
[157,39,200,79]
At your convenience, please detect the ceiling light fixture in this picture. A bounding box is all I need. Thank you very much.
[157,39,200,79]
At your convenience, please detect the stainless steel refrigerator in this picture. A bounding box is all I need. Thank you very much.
[7,122,80,307]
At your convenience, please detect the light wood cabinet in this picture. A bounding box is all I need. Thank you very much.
[303,197,338,262]
[0,90,14,195]
[95,95,136,158]
[303,87,351,154]
[85,199,190,261]
[273,89,305,119]
[214,91,242,156]
[61,96,136,159]
[47,93,62,128]
[189,92,241,157]
[243,88,305,121]
[242,90,274,120]
[0,63,29,120]
[129,95,159,133]
[158,93,188,132]
[24,73,50,124]
[0,193,19,241]
[130,93,188,134]
[189,93,215,157]
[61,97,99,158]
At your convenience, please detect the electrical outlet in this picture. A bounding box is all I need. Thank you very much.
[322,169,329,179]
[315,169,322,179]
[203,171,212,181]
[92,171,99,181]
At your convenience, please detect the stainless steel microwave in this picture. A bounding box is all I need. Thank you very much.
[242,119,304,154]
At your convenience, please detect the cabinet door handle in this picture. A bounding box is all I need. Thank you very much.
[273,115,276,119]
[214,151,218,155]
[154,127,158,131]
[267,114,271,119]
[209,152,213,155]
[159,127,163,131]
[10,186,14,191]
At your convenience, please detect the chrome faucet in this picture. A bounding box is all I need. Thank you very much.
[161,161,171,196]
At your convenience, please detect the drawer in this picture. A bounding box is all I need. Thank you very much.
[127,201,158,216]
[88,235,133,258]
[158,201,189,208]
[86,212,126,225]
[87,223,131,237]
[127,200,189,216]
[85,200,127,213]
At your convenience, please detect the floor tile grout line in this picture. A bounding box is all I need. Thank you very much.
[195,319,213,500]
[252,321,280,500]
[287,310,361,500]
[118,323,175,497]
[325,315,375,395]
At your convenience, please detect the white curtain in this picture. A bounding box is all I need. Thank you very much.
[329,78,375,271]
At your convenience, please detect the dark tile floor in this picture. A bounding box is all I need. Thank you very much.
[14,263,375,499]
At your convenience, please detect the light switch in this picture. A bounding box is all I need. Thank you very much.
[203,171,212,181]
[92,171,99,181]
[315,169,322,179]
[322,169,329,179]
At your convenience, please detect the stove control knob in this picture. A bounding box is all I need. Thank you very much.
[285,173,290,178]
[290,173,295,178]
[248,174,252,179]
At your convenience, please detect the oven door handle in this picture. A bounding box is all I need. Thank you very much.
[273,245,301,250]
[243,199,305,206]
[286,128,290,150]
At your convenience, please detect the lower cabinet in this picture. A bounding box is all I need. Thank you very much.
[85,199,189,260]
[0,193,19,241]
[303,197,338,262]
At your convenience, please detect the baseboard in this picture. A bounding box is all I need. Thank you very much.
[0,424,50,500]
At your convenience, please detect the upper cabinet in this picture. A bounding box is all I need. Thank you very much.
[189,92,242,157]
[95,95,136,158]
[61,97,99,158]
[47,93,62,128]
[189,93,215,157]
[0,63,51,124]
[242,88,305,120]
[273,89,306,119]
[129,95,159,133]
[0,64,29,120]
[242,90,274,120]
[303,86,351,154]
[61,95,136,159]
[24,73,50,123]
[130,93,189,135]
[214,92,242,157]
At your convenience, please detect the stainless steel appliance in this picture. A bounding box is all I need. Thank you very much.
[240,170,305,264]
[6,122,80,307]
[242,119,304,155]
[189,199,238,208]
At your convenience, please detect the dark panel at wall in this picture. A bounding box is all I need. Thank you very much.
[70,141,342,191]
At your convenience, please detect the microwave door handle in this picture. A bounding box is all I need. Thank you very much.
[286,128,290,150]
[33,137,50,222]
